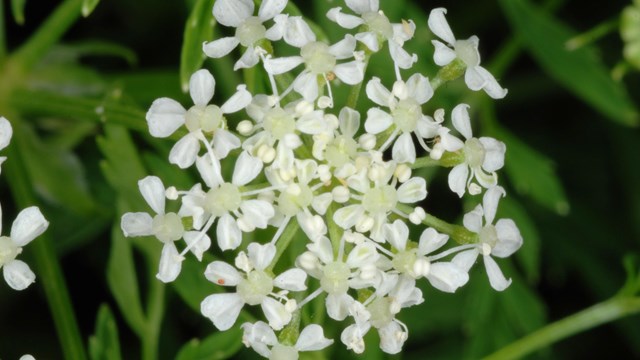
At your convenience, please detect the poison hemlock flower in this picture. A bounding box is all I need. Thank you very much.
[0,205,49,290]
[242,321,333,358]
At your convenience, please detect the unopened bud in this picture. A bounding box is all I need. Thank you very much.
[359,133,376,150]
[237,120,254,136]
[394,164,411,183]
[468,183,482,195]
[165,186,178,200]
[317,96,333,109]
[332,186,350,203]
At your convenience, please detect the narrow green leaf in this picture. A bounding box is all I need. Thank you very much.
[11,0,26,24]
[180,0,216,92]
[499,0,639,127]
[89,305,122,360]
[81,0,99,17]
[175,328,244,360]
[497,127,570,215]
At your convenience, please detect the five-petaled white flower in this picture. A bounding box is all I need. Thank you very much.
[0,205,49,290]
[241,321,333,358]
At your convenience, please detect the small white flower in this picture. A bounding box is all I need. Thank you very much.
[447,104,506,197]
[428,8,507,99]
[0,205,49,290]
[452,186,523,291]
[241,321,333,358]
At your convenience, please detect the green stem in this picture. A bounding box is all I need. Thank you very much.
[267,219,301,273]
[483,296,640,360]
[5,125,87,360]
[326,204,343,258]
[565,17,620,51]
[396,204,477,245]
[411,151,464,169]
[11,0,82,73]
[346,49,372,109]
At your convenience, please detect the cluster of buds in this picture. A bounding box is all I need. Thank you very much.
[121,0,523,356]
[0,117,50,291]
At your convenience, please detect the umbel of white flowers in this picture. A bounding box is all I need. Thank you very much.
[0,117,50,291]
[122,0,522,357]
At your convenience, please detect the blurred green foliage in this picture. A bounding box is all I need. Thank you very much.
[0,0,639,359]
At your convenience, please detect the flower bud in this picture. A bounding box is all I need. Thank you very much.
[237,120,254,136]
[332,186,350,203]
[359,133,376,150]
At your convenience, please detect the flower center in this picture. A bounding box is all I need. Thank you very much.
[320,261,350,294]
[301,42,336,75]
[464,138,486,168]
[391,98,421,133]
[392,249,417,276]
[236,16,267,47]
[454,39,480,67]
[363,11,393,39]
[269,344,298,360]
[479,225,498,254]
[278,184,314,217]
[362,185,398,214]
[237,270,274,305]
[367,297,393,328]
[263,107,296,140]
[151,213,184,243]
[185,105,223,133]
[0,236,19,266]
[325,135,358,168]
[205,183,242,217]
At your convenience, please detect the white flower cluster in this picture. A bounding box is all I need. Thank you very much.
[0,117,50,291]
[121,1,522,356]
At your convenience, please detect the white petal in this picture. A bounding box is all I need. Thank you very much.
[341,323,370,354]
[330,34,357,59]
[248,242,277,270]
[311,193,332,215]
[483,255,511,291]
[232,151,263,186]
[482,186,505,225]
[234,46,261,70]
[240,200,275,229]
[212,0,253,27]
[201,293,244,330]
[451,103,472,139]
[10,206,49,246]
[195,154,223,189]
[397,177,427,203]
[204,260,243,286]
[427,262,469,293]
[327,7,364,29]
[0,117,13,151]
[189,69,215,107]
[419,228,448,255]
[213,129,241,159]
[365,77,393,107]
[388,41,417,70]
[334,61,364,85]
[392,132,416,164]
[464,66,487,91]
[138,176,166,214]
[156,242,183,283]
[181,231,209,261]
[355,32,379,52]
[242,321,277,357]
[169,133,200,169]
[406,73,433,104]
[283,16,316,47]
[448,164,469,198]
[339,106,360,137]
[333,204,364,229]
[463,204,484,233]
[432,40,456,66]
[274,268,307,291]
[384,220,409,251]
[216,214,242,251]
[364,108,393,134]
[479,137,506,172]
[297,111,328,135]
[203,37,240,59]
[308,236,334,264]
[326,293,353,320]
[221,85,252,114]
[378,322,406,354]
[296,324,334,351]
[451,249,478,272]
[346,0,378,14]
[428,8,455,45]
[346,242,378,268]
[146,98,186,138]
[261,296,292,330]
[473,66,508,99]
[293,72,319,102]
[258,0,287,21]
[121,212,153,237]
[493,219,523,258]
[3,260,35,290]
[265,56,304,75]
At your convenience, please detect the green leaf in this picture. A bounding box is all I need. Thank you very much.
[82,0,99,17]
[89,304,122,360]
[498,196,541,283]
[175,327,244,360]
[11,0,26,24]
[180,0,216,92]
[497,127,570,215]
[499,0,639,127]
